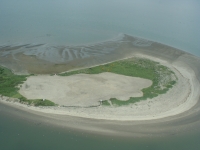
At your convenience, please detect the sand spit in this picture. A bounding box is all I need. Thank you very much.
[1,54,199,121]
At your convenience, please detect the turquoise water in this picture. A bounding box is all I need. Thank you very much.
[0,0,200,150]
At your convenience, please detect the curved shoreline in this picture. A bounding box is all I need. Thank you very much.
[1,34,200,137]
[0,54,199,122]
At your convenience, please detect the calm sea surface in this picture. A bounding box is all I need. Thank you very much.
[0,0,200,56]
[0,0,200,150]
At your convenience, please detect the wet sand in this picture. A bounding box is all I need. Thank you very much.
[0,34,200,137]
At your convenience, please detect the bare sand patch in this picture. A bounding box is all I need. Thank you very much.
[19,72,152,107]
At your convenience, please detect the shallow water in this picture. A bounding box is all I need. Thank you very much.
[0,0,200,56]
[1,103,200,150]
[0,0,200,150]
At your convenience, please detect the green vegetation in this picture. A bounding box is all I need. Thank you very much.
[32,99,56,106]
[102,100,111,106]
[60,58,177,106]
[0,67,56,106]
[18,96,56,106]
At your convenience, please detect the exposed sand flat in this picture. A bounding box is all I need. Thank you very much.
[19,73,152,106]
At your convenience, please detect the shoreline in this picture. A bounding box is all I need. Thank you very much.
[1,34,200,137]
[1,54,199,122]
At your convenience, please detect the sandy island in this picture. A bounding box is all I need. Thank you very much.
[1,54,199,121]
[1,34,200,137]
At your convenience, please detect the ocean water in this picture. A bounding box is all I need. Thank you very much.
[0,0,200,150]
[0,0,200,56]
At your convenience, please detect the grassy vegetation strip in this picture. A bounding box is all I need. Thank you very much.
[60,58,177,106]
[0,67,56,106]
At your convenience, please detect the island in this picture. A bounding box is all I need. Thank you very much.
[0,34,199,122]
